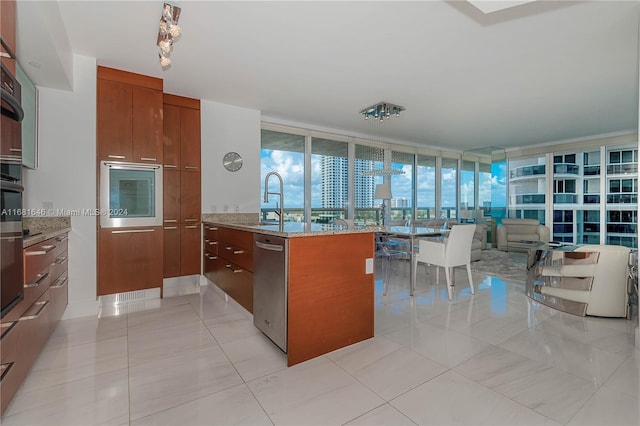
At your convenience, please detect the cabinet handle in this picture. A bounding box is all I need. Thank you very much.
[206,226,218,231]
[225,246,244,255]
[140,157,157,162]
[207,241,218,245]
[164,164,177,168]
[26,244,57,256]
[55,255,68,265]
[0,322,17,341]
[19,300,50,321]
[205,254,217,260]
[111,229,155,234]
[184,225,198,229]
[108,155,126,159]
[184,166,198,170]
[9,148,22,153]
[55,235,68,242]
[50,277,68,289]
[164,226,178,230]
[225,264,243,273]
[164,219,178,223]
[25,272,49,288]
[184,219,198,223]
[1,362,14,381]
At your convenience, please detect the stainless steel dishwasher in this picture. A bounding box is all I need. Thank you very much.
[253,234,288,352]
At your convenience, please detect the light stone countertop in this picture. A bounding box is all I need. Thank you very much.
[23,216,72,248]
[202,220,380,238]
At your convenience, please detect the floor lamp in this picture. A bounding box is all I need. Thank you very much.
[375,182,392,225]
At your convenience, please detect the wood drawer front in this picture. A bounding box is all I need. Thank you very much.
[219,228,253,252]
[18,290,51,374]
[0,268,50,324]
[203,224,219,240]
[1,359,22,415]
[203,248,218,275]
[202,252,218,284]
[217,261,253,313]
[203,237,219,254]
[0,321,19,365]
[24,237,57,284]
[219,244,253,272]
[49,249,68,283]
[22,268,51,313]
[49,271,68,329]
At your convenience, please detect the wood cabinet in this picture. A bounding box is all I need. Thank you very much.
[163,104,181,169]
[163,225,181,279]
[163,169,181,223]
[180,107,201,171]
[96,67,163,163]
[202,225,219,284]
[203,225,254,313]
[132,87,163,163]
[0,0,16,74]
[0,0,18,160]
[163,94,201,279]
[181,171,201,223]
[181,224,201,276]
[163,94,201,170]
[1,232,69,415]
[98,227,163,296]
[287,233,374,366]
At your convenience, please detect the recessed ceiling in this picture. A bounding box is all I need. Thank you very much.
[16,1,640,152]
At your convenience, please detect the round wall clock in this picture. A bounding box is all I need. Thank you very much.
[223,152,243,172]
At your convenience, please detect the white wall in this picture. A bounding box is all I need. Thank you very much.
[200,100,261,214]
[23,54,97,319]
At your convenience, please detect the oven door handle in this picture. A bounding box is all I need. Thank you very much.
[0,87,24,123]
[0,181,23,193]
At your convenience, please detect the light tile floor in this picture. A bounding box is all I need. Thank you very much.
[2,258,639,425]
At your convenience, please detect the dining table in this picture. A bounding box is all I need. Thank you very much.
[380,225,449,296]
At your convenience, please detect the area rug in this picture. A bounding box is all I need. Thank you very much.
[471,249,528,283]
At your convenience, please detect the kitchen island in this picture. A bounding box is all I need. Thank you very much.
[202,220,377,366]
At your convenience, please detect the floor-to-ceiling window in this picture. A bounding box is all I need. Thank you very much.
[354,144,383,224]
[552,152,579,242]
[416,154,436,220]
[606,146,638,247]
[441,158,458,220]
[390,151,414,222]
[260,129,305,222]
[508,143,637,249]
[478,160,492,221]
[311,137,348,223]
[460,159,475,221]
[508,156,546,223]
[579,149,601,244]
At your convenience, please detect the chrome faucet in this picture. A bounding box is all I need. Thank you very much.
[264,171,284,229]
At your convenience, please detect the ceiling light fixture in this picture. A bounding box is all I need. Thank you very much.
[360,101,406,176]
[360,101,405,123]
[157,3,182,70]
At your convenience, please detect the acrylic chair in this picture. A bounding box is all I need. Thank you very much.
[332,218,354,228]
[414,224,476,300]
[375,233,411,296]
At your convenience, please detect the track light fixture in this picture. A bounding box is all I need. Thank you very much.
[157,3,182,70]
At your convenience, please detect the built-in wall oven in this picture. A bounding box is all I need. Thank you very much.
[99,161,163,228]
[1,61,25,318]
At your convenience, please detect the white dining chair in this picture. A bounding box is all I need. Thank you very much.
[414,224,476,300]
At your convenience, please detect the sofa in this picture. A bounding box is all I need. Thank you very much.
[471,224,487,261]
[496,218,550,251]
